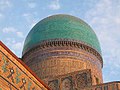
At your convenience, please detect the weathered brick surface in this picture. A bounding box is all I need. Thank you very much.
[23,42,103,85]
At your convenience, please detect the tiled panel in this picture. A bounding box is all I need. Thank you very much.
[0,42,49,90]
[45,69,92,90]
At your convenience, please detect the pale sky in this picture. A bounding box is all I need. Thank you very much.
[0,0,120,83]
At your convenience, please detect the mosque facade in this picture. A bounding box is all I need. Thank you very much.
[0,14,120,90]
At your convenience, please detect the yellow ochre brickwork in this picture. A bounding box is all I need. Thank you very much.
[23,45,103,85]
[0,41,50,90]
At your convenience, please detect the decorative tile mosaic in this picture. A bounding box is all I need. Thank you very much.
[23,14,101,54]
[0,44,49,90]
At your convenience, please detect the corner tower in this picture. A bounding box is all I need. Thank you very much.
[22,14,103,85]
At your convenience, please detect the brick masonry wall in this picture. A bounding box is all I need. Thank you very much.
[23,42,103,85]
[83,81,120,90]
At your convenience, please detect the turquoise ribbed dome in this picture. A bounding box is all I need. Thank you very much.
[23,14,101,55]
